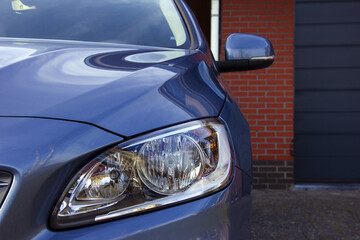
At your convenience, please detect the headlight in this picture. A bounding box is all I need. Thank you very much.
[51,119,233,229]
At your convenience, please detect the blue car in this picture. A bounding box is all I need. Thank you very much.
[0,0,274,239]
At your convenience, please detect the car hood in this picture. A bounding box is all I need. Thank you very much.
[0,39,225,137]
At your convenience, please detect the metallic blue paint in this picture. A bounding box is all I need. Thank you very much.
[0,39,225,137]
[0,117,123,239]
[220,96,253,183]
[0,0,254,239]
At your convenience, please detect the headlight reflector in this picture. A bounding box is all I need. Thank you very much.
[58,149,135,217]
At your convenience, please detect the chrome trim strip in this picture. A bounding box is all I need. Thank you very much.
[0,173,14,214]
[0,171,13,210]
[250,56,275,61]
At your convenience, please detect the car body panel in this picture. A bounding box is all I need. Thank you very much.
[0,117,123,239]
[0,39,225,137]
[0,0,252,239]
[0,101,251,240]
[220,96,253,180]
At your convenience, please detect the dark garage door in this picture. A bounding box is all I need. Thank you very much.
[294,0,360,182]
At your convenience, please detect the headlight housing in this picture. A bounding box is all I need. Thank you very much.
[51,119,233,229]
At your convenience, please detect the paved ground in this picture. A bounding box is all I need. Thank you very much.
[251,189,360,240]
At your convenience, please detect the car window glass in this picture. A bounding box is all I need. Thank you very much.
[0,0,191,49]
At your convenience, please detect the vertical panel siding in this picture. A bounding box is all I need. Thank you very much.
[294,0,360,182]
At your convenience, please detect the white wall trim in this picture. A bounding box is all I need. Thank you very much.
[211,0,220,60]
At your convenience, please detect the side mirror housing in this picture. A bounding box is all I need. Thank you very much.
[216,33,275,73]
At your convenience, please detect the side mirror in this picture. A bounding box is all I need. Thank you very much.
[216,33,275,73]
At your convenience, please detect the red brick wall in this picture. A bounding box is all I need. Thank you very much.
[220,0,295,189]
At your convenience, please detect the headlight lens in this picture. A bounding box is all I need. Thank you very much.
[137,134,205,195]
[51,119,233,229]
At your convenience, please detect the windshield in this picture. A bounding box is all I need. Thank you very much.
[0,0,191,49]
